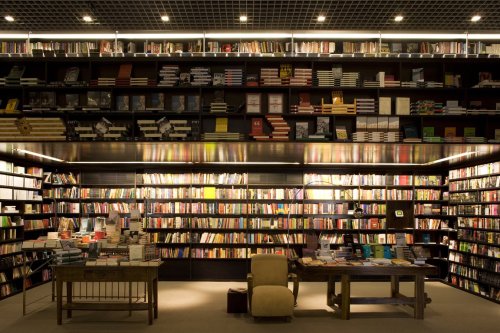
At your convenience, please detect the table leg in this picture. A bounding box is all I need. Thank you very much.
[129,282,132,317]
[341,274,351,320]
[67,281,72,319]
[414,274,425,319]
[327,275,336,306]
[147,281,153,325]
[56,278,62,325]
[51,272,55,302]
[153,278,158,319]
[391,275,400,297]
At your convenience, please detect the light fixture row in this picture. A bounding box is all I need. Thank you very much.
[3,14,483,23]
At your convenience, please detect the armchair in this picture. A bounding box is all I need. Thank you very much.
[247,254,299,318]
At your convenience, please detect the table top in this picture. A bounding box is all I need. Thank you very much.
[295,260,438,276]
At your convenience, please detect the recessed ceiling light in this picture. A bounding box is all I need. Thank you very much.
[317,15,326,22]
[161,15,169,22]
[394,15,404,22]
[4,16,14,22]
[471,15,481,22]
[82,15,93,22]
[239,15,248,22]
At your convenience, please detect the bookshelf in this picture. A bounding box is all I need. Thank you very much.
[0,160,51,299]
[0,36,499,143]
[448,161,500,303]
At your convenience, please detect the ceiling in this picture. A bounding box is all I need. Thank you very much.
[1,0,499,32]
[1,142,499,168]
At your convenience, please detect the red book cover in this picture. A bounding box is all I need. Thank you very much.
[250,118,264,136]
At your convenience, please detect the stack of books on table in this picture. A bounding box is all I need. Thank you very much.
[54,248,84,265]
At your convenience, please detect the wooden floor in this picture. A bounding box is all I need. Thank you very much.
[0,281,499,333]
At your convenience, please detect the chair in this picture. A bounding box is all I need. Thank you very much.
[247,254,299,319]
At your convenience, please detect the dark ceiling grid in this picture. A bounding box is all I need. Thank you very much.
[0,1,499,32]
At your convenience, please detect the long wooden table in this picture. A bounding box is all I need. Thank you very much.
[295,261,437,320]
[55,264,159,325]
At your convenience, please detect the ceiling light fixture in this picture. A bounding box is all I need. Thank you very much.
[239,15,248,22]
[29,33,116,39]
[161,15,169,22]
[68,161,193,165]
[4,15,14,22]
[82,15,93,22]
[13,149,64,162]
[394,15,404,22]
[205,32,292,39]
[317,15,326,22]
[471,15,481,22]
[117,33,203,39]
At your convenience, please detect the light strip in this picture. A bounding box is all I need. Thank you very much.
[117,33,203,39]
[196,162,301,165]
[0,33,29,39]
[205,33,292,39]
[14,149,64,162]
[292,32,380,39]
[29,33,116,39]
[307,162,420,166]
[424,152,478,166]
[467,34,500,40]
[68,161,193,164]
[381,33,466,40]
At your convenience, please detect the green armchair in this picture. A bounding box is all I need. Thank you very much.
[247,254,299,319]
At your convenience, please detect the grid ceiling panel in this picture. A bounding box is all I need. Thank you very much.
[0,0,499,31]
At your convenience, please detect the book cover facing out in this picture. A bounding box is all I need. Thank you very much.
[187,95,200,112]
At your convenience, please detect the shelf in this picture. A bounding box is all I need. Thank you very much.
[449,249,500,261]
[459,239,500,247]
[449,173,500,182]
[449,260,500,275]
[0,170,43,180]
[0,251,23,258]
[447,283,500,304]
[457,226,500,232]
[448,272,500,289]
[0,225,23,229]
[0,238,24,244]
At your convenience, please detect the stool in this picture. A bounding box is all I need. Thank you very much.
[227,288,247,313]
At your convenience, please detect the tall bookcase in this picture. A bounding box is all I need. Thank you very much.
[448,161,500,303]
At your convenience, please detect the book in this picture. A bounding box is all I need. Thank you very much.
[187,95,200,112]
[64,67,80,82]
[87,91,100,107]
[295,122,309,139]
[403,125,419,138]
[463,127,476,137]
[5,98,20,112]
[395,97,410,115]
[99,91,111,108]
[149,93,164,110]
[268,93,284,114]
[250,118,264,136]
[444,127,457,137]
[172,95,185,112]
[422,127,435,137]
[116,96,130,111]
[316,117,330,134]
[378,97,392,115]
[335,125,348,140]
[132,95,146,111]
[246,93,261,113]
[215,118,228,133]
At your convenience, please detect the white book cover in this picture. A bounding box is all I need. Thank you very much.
[379,97,392,115]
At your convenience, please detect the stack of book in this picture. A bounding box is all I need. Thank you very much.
[210,102,228,113]
[5,65,25,86]
[266,115,290,141]
[340,72,360,87]
[202,117,242,141]
[290,68,313,86]
[224,69,243,86]
[425,81,444,88]
[0,117,66,141]
[20,78,45,86]
[158,65,179,87]
[260,68,281,86]
[94,78,115,86]
[315,70,335,87]
[115,63,132,86]
[130,77,150,86]
[54,248,84,265]
[190,67,212,86]
[331,103,356,114]
[355,98,376,114]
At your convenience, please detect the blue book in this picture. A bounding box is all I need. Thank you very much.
[171,95,185,112]
[187,95,200,112]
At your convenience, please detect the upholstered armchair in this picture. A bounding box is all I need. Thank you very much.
[247,254,299,319]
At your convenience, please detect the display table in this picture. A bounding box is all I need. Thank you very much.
[55,264,159,325]
[295,260,437,319]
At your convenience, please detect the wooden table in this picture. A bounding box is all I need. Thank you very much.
[295,261,437,320]
[54,265,159,325]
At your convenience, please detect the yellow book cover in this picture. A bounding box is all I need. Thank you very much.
[215,117,228,133]
[204,186,216,199]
